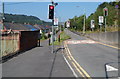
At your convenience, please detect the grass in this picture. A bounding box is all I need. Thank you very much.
[53,31,71,45]
[70,26,119,34]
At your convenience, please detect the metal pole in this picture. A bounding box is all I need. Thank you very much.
[83,14,85,34]
[2,2,4,30]
[51,19,54,53]
[59,17,61,32]
[105,17,106,32]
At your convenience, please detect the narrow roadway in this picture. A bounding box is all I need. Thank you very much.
[64,29,118,78]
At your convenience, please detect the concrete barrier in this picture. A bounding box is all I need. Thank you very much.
[86,31,119,46]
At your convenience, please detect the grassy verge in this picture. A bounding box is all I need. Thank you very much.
[69,26,119,34]
[53,31,71,45]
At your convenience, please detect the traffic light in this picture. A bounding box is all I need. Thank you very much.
[48,4,54,19]
[103,7,108,16]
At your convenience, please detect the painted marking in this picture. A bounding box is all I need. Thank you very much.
[71,62,86,78]
[63,54,78,78]
[64,41,92,79]
[66,40,96,44]
[96,42,120,49]
[106,65,118,71]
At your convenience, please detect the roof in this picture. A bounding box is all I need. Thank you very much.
[4,23,39,31]
[23,24,38,31]
[34,24,51,30]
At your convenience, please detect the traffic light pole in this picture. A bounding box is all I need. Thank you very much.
[51,19,54,53]
[105,17,106,32]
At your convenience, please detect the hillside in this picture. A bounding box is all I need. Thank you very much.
[4,13,52,26]
[68,2,119,31]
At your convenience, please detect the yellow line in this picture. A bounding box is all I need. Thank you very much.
[71,62,86,78]
[64,41,92,79]
[96,41,120,49]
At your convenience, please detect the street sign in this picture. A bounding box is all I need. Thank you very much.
[54,17,58,26]
[66,20,70,28]
[99,16,104,25]
[91,20,95,29]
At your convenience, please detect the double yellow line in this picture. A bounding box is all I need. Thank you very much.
[64,41,92,79]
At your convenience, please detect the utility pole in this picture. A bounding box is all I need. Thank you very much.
[83,9,86,34]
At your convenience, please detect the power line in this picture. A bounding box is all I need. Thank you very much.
[0,2,31,6]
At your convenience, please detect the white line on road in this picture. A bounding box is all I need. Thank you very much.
[63,54,78,78]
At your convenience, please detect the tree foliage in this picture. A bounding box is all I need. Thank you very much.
[4,13,52,26]
[68,2,119,31]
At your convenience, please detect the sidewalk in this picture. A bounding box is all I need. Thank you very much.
[2,39,74,77]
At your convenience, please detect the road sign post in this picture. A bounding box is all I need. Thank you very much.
[99,16,104,32]
[66,20,70,28]
[91,20,95,31]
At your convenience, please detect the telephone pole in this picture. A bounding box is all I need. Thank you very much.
[83,9,86,34]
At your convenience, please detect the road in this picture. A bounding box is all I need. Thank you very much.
[1,29,119,79]
[64,29,118,78]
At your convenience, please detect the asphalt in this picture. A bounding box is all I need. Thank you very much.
[2,39,74,77]
[64,29,118,78]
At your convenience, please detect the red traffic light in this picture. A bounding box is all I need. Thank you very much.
[48,4,54,19]
[50,6,54,9]
[104,9,108,11]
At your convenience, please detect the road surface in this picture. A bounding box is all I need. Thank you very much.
[63,29,118,78]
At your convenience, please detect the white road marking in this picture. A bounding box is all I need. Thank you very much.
[66,40,96,44]
[63,54,78,78]
[106,65,118,71]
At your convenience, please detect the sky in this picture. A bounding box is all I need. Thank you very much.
[0,0,116,22]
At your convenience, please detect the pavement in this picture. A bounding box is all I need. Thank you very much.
[2,39,75,78]
[64,29,119,78]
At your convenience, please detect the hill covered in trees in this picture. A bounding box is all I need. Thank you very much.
[68,2,119,31]
[4,13,52,26]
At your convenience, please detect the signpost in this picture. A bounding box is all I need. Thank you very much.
[91,20,95,31]
[66,20,70,28]
[54,17,58,26]
[99,16,104,32]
